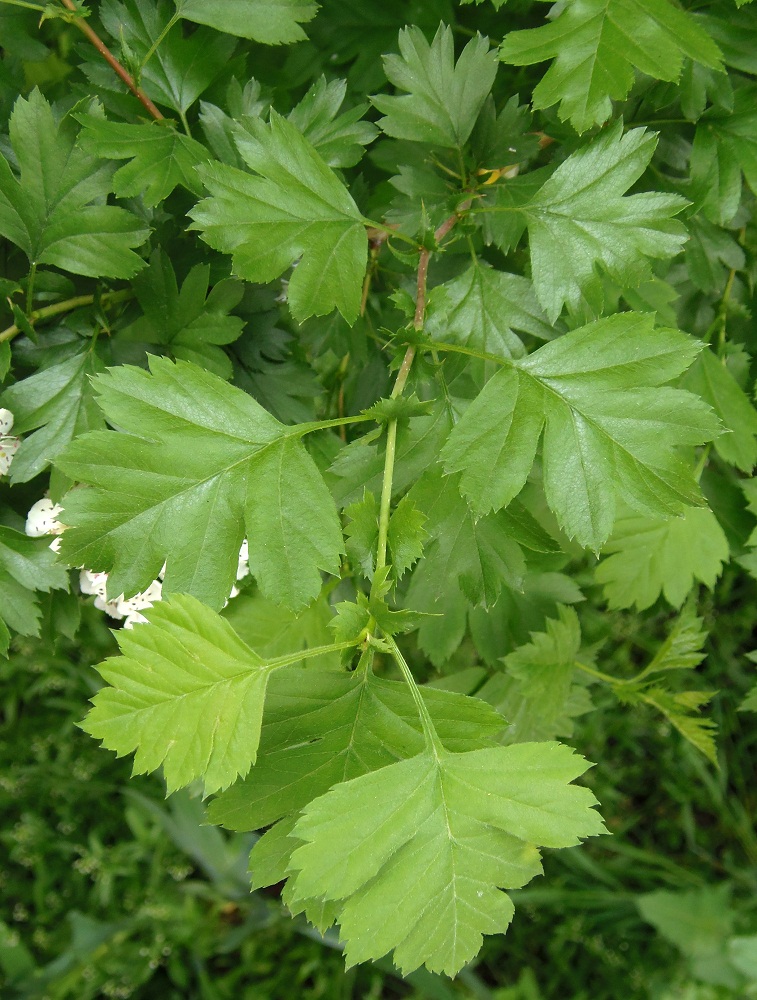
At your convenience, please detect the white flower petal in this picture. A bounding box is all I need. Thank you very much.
[25,498,64,537]
[0,408,14,435]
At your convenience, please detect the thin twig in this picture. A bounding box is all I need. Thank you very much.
[58,0,164,120]
[0,289,133,344]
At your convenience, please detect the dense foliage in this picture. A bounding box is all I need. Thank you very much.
[1,0,757,994]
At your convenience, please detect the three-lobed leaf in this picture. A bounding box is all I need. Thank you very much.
[190,112,368,322]
[0,90,148,279]
[288,741,605,976]
[81,594,309,794]
[372,24,498,148]
[441,314,721,550]
[76,113,212,208]
[596,507,729,610]
[500,0,722,132]
[56,356,343,611]
[478,606,593,743]
[516,126,688,321]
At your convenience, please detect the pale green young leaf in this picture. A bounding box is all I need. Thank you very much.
[617,609,717,764]
[121,250,244,379]
[81,594,301,795]
[596,508,729,610]
[288,742,605,976]
[75,114,212,207]
[0,90,147,279]
[479,606,592,743]
[0,344,105,483]
[56,357,343,612]
[0,526,69,654]
[287,77,378,168]
[640,604,708,678]
[519,126,688,321]
[423,262,552,359]
[500,0,723,133]
[190,112,368,322]
[442,314,720,550]
[640,688,718,766]
[207,665,505,831]
[100,0,235,115]
[371,24,498,148]
[176,0,318,44]
[682,346,757,473]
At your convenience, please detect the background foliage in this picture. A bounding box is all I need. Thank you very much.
[1,0,757,996]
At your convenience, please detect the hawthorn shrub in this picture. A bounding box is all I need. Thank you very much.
[1,0,756,987]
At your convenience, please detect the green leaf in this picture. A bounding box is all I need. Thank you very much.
[81,593,313,795]
[683,217,745,293]
[387,495,427,580]
[121,250,244,379]
[639,604,708,678]
[176,0,318,44]
[0,90,148,279]
[56,357,343,612]
[637,885,735,966]
[596,507,730,610]
[423,262,552,359]
[371,24,498,148]
[0,343,105,483]
[500,0,723,133]
[619,608,717,765]
[345,491,426,580]
[478,606,592,743]
[287,76,378,169]
[682,347,757,473]
[190,112,368,323]
[288,742,605,976]
[75,114,212,208]
[441,314,720,550]
[207,664,505,831]
[0,525,69,653]
[407,469,528,611]
[406,469,557,664]
[519,125,688,321]
[222,589,340,671]
[100,0,235,115]
[692,84,757,225]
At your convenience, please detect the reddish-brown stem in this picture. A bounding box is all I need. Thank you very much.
[393,202,470,397]
[59,0,164,120]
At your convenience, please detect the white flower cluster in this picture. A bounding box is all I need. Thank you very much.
[25,497,65,553]
[79,540,250,628]
[0,407,21,477]
[24,493,251,628]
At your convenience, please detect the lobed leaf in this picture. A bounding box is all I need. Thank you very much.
[288,742,605,976]
[190,112,368,323]
[0,90,147,279]
[441,314,721,550]
[81,594,301,794]
[56,357,343,612]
